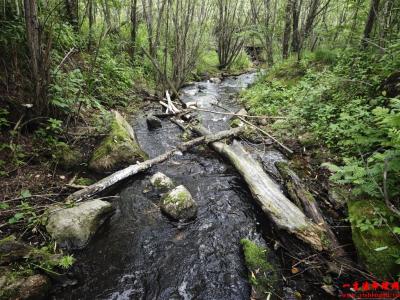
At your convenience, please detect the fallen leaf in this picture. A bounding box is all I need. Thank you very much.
[291,267,300,274]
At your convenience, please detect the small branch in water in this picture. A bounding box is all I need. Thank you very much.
[66,127,243,202]
[213,104,293,154]
[189,107,286,119]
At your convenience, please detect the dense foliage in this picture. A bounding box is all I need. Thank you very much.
[0,0,400,288]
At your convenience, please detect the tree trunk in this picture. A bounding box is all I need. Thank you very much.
[66,126,243,202]
[65,0,78,30]
[282,0,292,59]
[24,0,46,115]
[291,0,300,54]
[101,0,112,30]
[130,0,138,59]
[275,161,347,258]
[88,0,94,50]
[194,127,326,251]
[362,0,380,47]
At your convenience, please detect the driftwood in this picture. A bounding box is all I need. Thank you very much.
[275,161,347,258]
[193,126,326,251]
[66,127,243,202]
[213,104,294,155]
[191,107,286,119]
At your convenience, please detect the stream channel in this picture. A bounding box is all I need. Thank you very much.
[55,72,329,300]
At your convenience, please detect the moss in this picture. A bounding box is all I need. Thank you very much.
[54,142,83,170]
[229,118,242,128]
[89,113,148,172]
[181,130,192,142]
[75,177,95,186]
[241,239,277,298]
[163,190,188,208]
[348,199,400,279]
[160,185,197,220]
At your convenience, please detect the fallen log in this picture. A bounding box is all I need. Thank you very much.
[213,104,293,155]
[193,126,326,251]
[66,127,243,203]
[275,161,347,258]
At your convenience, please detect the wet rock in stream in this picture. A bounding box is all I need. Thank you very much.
[55,72,326,299]
[150,172,175,190]
[146,115,162,130]
[160,185,197,221]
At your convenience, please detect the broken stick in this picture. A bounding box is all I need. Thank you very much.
[193,126,326,251]
[66,127,243,202]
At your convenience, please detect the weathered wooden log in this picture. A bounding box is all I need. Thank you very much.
[67,127,243,203]
[275,161,347,258]
[193,126,326,251]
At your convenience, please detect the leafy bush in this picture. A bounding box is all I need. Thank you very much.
[314,49,338,65]
[229,51,253,72]
[242,47,400,200]
[49,68,85,113]
[194,50,220,77]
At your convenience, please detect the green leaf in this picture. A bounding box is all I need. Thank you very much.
[374,246,388,252]
[393,227,400,235]
[20,189,32,199]
[58,255,75,269]
[0,202,9,209]
[8,212,24,224]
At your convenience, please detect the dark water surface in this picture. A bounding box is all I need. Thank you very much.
[55,72,287,300]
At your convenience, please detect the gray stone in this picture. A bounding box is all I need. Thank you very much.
[160,185,197,221]
[150,172,175,190]
[46,200,114,249]
[89,111,148,173]
[210,77,222,84]
[146,115,162,130]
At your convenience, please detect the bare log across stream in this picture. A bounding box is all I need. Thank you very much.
[275,161,347,258]
[193,126,327,251]
[67,127,243,202]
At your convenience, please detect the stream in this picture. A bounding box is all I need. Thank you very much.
[54,72,327,300]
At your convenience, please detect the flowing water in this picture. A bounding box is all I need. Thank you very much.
[54,72,311,300]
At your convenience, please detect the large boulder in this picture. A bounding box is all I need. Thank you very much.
[160,185,197,221]
[348,199,400,279]
[46,199,114,249]
[150,172,175,190]
[89,111,148,173]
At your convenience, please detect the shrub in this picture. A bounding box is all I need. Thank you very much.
[314,49,338,65]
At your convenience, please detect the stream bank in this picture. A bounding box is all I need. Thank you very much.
[51,72,341,299]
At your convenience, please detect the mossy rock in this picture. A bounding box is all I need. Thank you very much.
[229,118,243,128]
[298,132,316,147]
[75,177,96,186]
[54,142,83,170]
[150,172,175,190]
[241,239,278,299]
[348,199,400,279]
[46,199,115,249]
[89,111,148,173]
[0,236,31,265]
[160,185,197,221]
[0,270,50,300]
